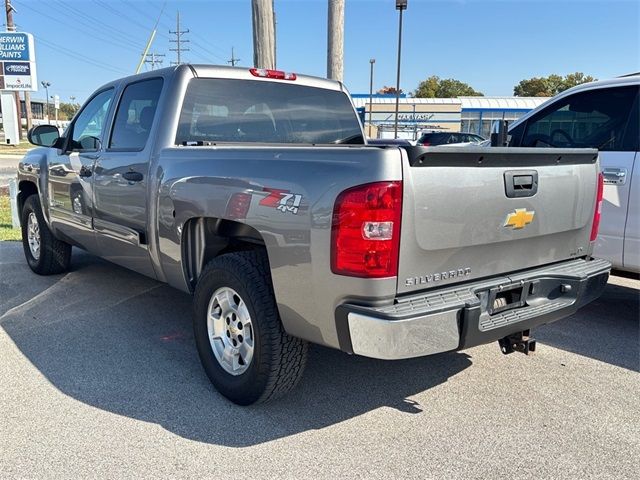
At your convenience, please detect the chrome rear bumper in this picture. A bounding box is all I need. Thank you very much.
[335,258,611,360]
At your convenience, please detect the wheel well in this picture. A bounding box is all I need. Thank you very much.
[182,217,267,290]
[17,180,38,215]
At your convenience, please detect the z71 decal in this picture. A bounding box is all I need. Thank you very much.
[259,188,303,215]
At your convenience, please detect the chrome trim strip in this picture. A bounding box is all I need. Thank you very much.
[94,218,141,246]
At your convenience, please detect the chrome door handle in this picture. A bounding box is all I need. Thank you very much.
[602,167,627,186]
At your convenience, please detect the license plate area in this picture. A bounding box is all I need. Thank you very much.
[486,283,531,315]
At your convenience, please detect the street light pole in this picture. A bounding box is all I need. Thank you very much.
[368,58,375,138]
[394,0,407,139]
[41,81,51,121]
[52,95,58,125]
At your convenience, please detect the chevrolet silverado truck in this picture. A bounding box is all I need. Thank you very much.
[17,65,610,405]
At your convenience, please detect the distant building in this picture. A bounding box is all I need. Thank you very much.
[459,97,547,138]
[19,98,47,120]
[0,98,63,129]
[351,94,548,140]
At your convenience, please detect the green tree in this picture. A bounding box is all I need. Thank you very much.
[513,77,552,97]
[57,102,80,121]
[413,75,483,98]
[514,72,597,97]
[563,72,597,89]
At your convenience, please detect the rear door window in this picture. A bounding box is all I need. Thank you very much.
[176,78,363,145]
[109,78,164,151]
[521,86,638,151]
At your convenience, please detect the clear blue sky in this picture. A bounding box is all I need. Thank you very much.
[10,0,640,103]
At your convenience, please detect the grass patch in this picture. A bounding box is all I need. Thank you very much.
[0,194,21,241]
[0,139,32,155]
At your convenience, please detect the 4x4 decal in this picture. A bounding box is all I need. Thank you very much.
[259,188,302,215]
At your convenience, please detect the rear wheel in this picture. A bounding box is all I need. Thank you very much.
[21,194,72,275]
[193,250,308,405]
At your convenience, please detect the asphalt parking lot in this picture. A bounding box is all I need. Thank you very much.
[1,241,638,479]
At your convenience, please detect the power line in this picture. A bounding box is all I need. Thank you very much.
[146,0,228,62]
[49,0,146,46]
[92,0,170,41]
[33,35,129,76]
[128,0,169,29]
[14,0,144,51]
[144,52,165,70]
[189,38,227,63]
[169,10,189,65]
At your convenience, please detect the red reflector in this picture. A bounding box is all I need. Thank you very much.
[226,192,252,220]
[249,68,297,81]
[590,172,604,241]
[331,181,402,278]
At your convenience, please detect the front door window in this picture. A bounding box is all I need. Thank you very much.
[69,89,114,151]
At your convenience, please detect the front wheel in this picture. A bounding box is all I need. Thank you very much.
[193,250,308,405]
[21,194,72,275]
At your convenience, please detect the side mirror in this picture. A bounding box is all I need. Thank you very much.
[28,125,60,147]
[78,135,101,151]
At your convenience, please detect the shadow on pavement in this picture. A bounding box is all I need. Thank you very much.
[536,279,639,371]
[1,247,471,447]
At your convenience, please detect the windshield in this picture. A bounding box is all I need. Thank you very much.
[176,78,364,145]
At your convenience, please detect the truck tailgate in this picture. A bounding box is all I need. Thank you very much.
[398,146,599,295]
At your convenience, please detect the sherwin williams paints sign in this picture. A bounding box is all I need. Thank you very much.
[0,32,37,91]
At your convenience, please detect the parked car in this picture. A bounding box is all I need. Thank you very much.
[367,138,413,146]
[505,75,639,273]
[416,131,485,146]
[18,65,609,405]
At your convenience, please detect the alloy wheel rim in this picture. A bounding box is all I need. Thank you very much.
[27,212,41,260]
[207,286,254,375]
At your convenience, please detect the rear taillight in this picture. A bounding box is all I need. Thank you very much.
[249,68,297,80]
[331,181,402,278]
[590,172,604,241]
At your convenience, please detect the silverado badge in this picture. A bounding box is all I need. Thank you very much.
[504,208,535,229]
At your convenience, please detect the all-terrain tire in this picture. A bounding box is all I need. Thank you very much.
[21,194,72,275]
[193,250,308,405]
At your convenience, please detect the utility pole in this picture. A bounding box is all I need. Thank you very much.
[227,47,241,67]
[52,94,58,126]
[169,11,189,65]
[5,0,27,138]
[272,0,276,68]
[41,81,50,120]
[251,0,275,69]
[393,0,408,139]
[144,52,165,70]
[327,0,344,82]
[368,59,375,138]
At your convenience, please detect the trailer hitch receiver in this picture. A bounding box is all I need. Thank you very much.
[498,330,536,355]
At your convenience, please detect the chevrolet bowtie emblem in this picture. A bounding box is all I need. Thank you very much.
[504,208,535,229]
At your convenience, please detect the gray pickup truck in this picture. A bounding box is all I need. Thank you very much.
[17,65,610,405]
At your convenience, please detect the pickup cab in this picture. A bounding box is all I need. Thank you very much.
[503,75,639,272]
[17,65,610,405]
